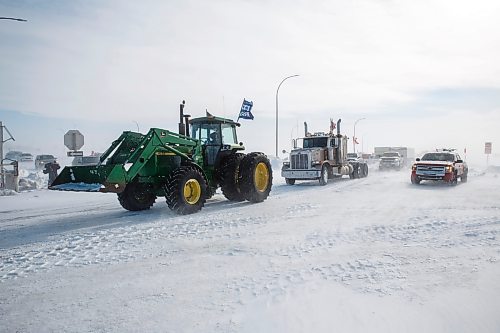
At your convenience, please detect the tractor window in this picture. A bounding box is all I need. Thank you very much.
[191,123,221,145]
[221,124,238,145]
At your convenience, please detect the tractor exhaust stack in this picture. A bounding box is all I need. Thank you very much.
[178,100,186,135]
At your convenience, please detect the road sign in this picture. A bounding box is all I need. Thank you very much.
[485,142,492,154]
[64,130,84,151]
[67,151,83,157]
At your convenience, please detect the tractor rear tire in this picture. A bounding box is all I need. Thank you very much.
[165,166,208,215]
[118,182,156,211]
[239,152,273,203]
[220,153,246,201]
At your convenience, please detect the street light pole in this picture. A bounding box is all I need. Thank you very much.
[276,74,299,157]
[353,117,366,154]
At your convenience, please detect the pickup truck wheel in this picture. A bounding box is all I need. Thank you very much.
[411,176,421,185]
[118,182,156,211]
[165,166,208,214]
[450,172,458,186]
[220,153,246,201]
[319,165,328,185]
[285,178,295,185]
[239,152,273,203]
[461,171,468,183]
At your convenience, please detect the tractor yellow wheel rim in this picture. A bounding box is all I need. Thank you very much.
[254,162,270,193]
[183,179,201,204]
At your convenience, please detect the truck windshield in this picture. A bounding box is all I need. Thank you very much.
[303,137,327,148]
[421,153,454,162]
[383,152,399,157]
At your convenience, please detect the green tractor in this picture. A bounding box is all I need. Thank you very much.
[50,102,273,215]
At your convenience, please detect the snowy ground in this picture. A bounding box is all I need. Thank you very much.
[1,166,500,332]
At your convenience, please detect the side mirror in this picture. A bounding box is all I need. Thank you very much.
[456,159,463,163]
[282,149,287,154]
[416,158,420,161]
[239,142,243,146]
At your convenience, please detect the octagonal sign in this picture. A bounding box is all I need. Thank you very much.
[64,130,84,151]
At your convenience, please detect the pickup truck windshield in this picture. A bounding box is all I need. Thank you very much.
[383,152,400,157]
[422,153,455,162]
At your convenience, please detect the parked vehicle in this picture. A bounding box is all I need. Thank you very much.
[411,149,468,185]
[50,102,273,215]
[4,150,23,161]
[379,151,404,170]
[19,153,34,162]
[281,119,368,185]
[35,154,57,170]
[72,154,102,166]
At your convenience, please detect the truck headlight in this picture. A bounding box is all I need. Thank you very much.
[412,164,416,171]
[445,165,453,173]
[312,161,322,166]
[283,162,290,166]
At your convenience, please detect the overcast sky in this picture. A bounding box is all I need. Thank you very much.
[1,0,499,164]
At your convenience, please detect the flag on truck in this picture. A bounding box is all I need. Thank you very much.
[237,99,254,121]
[330,118,336,133]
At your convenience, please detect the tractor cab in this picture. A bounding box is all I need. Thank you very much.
[189,116,244,166]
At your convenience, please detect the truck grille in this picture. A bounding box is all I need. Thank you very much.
[291,154,309,169]
[416,165,445,176]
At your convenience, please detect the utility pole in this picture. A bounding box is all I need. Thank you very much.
[353,118,366,154]
[0,122,15,189]
[275,74,299,158]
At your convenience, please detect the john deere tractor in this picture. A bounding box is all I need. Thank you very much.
[50,101,273,215]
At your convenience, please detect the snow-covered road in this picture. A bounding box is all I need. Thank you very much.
[1,168,499,332]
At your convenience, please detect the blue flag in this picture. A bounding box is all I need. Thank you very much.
[238,99,254,121]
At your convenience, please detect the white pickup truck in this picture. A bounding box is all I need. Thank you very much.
[379,151,404,170]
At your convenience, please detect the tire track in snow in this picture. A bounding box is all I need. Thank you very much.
[0,207,270,281]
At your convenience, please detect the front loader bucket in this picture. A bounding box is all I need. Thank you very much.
[49,165,127,193]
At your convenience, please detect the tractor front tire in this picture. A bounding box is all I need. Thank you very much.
[239,153,273,203]
[165,166,208,215]
[118,182,156,211]
[220,153,246,201]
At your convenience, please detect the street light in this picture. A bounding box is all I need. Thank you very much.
[353,117,366,154]
[276,74,299,157]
